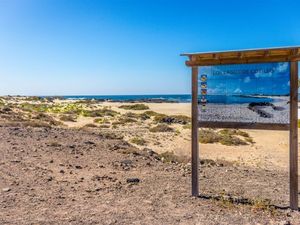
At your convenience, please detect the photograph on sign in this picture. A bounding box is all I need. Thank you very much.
[198,62,290,124]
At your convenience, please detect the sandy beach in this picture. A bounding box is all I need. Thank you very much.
[0,97,296,171]
[1,96,300,224]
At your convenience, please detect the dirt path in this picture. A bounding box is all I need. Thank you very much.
[1,125,300,224]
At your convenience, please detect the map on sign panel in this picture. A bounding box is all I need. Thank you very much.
[198,62,290,124]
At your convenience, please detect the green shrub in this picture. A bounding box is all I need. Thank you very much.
[119,104,149,110]
[149,124,174,132]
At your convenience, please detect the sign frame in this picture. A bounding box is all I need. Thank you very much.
[182,46,300,210]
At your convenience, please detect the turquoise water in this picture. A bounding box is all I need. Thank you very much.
[59,94,192,103]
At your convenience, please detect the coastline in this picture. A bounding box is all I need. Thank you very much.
[0,96,296,171]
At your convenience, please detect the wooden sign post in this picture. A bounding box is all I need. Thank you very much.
[182,47,300,210]
[191,66,199,196]
[290,61,298,209]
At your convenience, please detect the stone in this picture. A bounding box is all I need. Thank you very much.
[2,187,11,192]
[120,160,133,165]
[126,178,140,183]
[84,141,96,145]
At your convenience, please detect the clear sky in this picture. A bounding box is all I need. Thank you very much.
[0,0,299,96]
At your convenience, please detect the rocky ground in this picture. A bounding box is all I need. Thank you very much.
[1,124,300,225]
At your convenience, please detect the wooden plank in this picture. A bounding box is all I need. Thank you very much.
[181,46,300,57]
[185,57,296,67]
[290,61,298,210]
[198,121,289,130]
[182,47,300,67]
[191,66,199,196]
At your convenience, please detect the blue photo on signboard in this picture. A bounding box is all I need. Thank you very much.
[198,62,290,124]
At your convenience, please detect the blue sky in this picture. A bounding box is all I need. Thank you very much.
[200,62,290,96]
[0,0,299,96]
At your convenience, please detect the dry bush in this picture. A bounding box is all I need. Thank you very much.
[149,124,174,132]
[130,137,147,146]
[22,120,51,128]
[60,114,77,122]
[219,134,247,146]
[82,123,98,128]
[158,151,189,164]
[219,129,250,137]
[199,129,249,146]
[154,114,191,125]
[119,104,149,110]
[83,108,118,117]
[199,129,221,144]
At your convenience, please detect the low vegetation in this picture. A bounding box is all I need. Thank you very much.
[219,134,247,146]
[199,129,252,146]
[112,115,137,126]
[219,129,250,137]
[154,114,191,125]
[94,118,110,124]
[158,151,189,164]
[22,120,52,128]
[60,115,77,122]
[82,108,118,117]
[31,113,63,126]
[119,104,149,110]
[82,123,98,128]
[18,103,119,118]
[199,129,221,144]
[149,124,174,132]
[141,110,161,117]
[130,137,147,145]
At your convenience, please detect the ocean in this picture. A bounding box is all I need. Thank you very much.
[56,94,278,104]
[61,94,191,102]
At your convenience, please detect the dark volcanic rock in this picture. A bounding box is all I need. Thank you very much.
[126,178,140,183]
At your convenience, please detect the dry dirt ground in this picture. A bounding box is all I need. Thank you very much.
[1,125,300,224]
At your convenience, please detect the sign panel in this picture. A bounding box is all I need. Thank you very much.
[198,62,290,124]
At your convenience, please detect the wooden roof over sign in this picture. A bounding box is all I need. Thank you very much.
[181,46,300,66]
